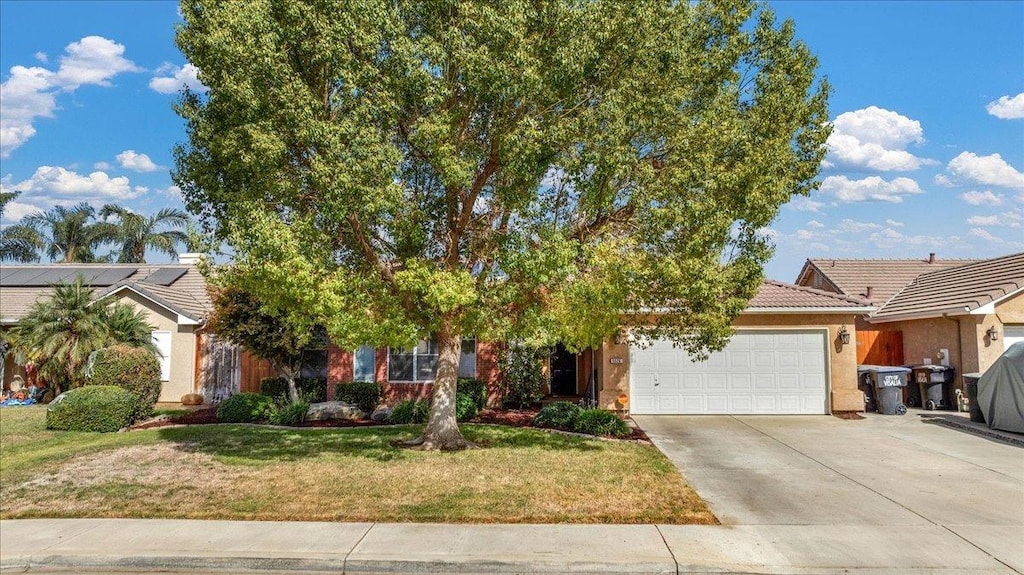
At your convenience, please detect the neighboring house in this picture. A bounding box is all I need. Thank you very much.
[0,256,214,402]
[796,251,1024,379]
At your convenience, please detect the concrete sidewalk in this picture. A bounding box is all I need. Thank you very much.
[1,517,1019,574]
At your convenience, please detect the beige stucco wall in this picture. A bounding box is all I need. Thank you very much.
[115,291,197,403]
[596,313,863,413]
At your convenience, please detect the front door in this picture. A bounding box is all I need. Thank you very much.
[550,344,577,396]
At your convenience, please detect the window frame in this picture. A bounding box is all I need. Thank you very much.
[386,337,477,383]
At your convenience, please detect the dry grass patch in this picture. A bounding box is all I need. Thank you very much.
[0,407,715,524]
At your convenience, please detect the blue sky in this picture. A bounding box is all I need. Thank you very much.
[1,1,1022,280]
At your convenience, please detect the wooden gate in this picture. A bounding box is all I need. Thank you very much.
[239,351,274,393]
[856,330,904,366]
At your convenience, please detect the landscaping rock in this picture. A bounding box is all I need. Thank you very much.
[370,406,392,423]
[305,401,364,421]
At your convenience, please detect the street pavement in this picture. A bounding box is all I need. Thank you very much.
[2,410,1021,574]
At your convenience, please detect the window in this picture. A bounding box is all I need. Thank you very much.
[387,337,476,382]
[299,349,328,379]
[459,337,476,378]
[353,345,375,382]
[151,331,172,381]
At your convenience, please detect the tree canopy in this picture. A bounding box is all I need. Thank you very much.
[175,0,830,449]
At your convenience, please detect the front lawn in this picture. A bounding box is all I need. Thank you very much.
[0,406,714,524]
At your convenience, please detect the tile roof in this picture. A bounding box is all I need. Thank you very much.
[0,263,211,324]
[797,256,983,305]
[870,252,1024,322]
[747,280,873,311]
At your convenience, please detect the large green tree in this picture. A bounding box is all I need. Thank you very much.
[99,204,190,263]
[175,0,830,449]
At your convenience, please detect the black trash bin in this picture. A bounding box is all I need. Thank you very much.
[860,365,910,415]
[912,365,957,410]
[963,373,984,423]
[857,366,876,412]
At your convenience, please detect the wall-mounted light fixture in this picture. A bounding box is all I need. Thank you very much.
[613,331,623,345]
[987,326,999,341]
[838,325,851,345]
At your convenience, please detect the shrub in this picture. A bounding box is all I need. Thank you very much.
[336,381,383,413]
[457,377,487,409]
[455,392,479,422]
[260,377,327,403]
[46,386,135,432]
[86,344,162,421]
[498,345,547,408]
[270,400,309,426]
[534,401,582,430]
[217,393,277,423]
[573,409,630,438]
[390,399,429,424]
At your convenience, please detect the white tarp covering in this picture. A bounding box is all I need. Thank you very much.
[977,342,1024,433]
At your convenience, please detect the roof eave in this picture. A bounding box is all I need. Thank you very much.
[868,306,972,324]
[97,284,203,326]
[968,285,1024,315]
[743,307,875,315]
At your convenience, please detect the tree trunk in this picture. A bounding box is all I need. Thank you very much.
[401,321,473,450]
[273,362,301,403]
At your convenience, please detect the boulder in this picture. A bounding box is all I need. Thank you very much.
[370,406,392,423]
[305,401,365,421]
[181,393,204,406]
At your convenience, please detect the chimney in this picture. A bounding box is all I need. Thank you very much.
[866,286,874,300]
[928,252,936,264]
[178,253,203,266]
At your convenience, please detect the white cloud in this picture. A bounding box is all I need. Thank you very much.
[835,219,882,233]
[1,200,39,222]
[0,36,138,158]
[806,219,825,228]
[939,152,1024,189]
[7,166,144,203]
[93,161,112,170]
[885,219,904,227]
[824,106,934,171]
[968,228,1001,242]
[868,228,948,249]
[116,150,161,172]
[158,185,183,199]
[149,63,207,94]
[966,211,1022,228]
[787,195,825,212]
[959,190,1004,206]
[986,93,1024,120]
[33,52,47,63]
[820,175,923,203]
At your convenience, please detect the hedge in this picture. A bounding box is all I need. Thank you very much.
[260,377,327,403]
[217,393,277,423]
[335,381,382,413]
[46,386,136,432]
[87,344,162,421]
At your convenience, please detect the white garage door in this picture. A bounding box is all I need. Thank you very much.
[1004,325,1024,352]
[630,329,829,415]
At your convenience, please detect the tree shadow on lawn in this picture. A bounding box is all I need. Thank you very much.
[155,423,601,463]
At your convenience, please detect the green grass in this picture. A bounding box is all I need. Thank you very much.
[0,406,715,524]
[151,408,191,418]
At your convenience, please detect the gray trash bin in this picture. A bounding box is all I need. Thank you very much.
[861,366,910,415]
[912,365,957,410]
[857,366,877,412]
[963,373,984,423]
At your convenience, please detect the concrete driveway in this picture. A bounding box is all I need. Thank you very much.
[636,412,1024,574]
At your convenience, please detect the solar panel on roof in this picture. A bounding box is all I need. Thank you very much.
[0,267,135,287]
[141,268,187,286]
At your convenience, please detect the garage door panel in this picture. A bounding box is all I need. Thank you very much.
[630,330,828,415]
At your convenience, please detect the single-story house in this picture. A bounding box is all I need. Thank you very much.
[3,258,876,415]
[324,280,875,415]
[1,256,214,402]
[796,251,1024,379]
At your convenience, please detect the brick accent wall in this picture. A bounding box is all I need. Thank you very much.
[326,345,353,401]
[476,340,504,407]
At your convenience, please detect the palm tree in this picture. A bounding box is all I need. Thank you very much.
[21,203,117,263]
[0,191,43,263]
[9,276,157,391]
[100,205,189,263]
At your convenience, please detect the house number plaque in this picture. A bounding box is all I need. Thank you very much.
[609,357,624,364]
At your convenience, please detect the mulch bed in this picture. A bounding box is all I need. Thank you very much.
[132,405,650,441]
